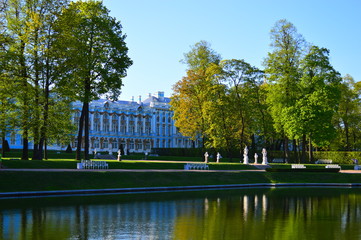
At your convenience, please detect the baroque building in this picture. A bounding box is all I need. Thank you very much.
[72,91,199,154]
[2,91,199,153]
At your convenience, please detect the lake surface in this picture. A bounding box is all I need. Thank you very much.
[1,187,361,240]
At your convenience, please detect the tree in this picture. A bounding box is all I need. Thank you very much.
[333,75,361,150]
[3,0,71,160]
[171,41,220,150]
[53,0,132,160]
[282,46,341,161]
[217,59,265,149]
[264,19,306,161]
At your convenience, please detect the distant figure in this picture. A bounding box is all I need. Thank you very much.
[216,152,222,163]
[204,152,209,163]
[254,153,258,164]
[94,149,97,159]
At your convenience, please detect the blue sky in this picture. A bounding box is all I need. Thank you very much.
[102,0,361,101]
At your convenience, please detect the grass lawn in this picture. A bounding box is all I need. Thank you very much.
[1,159,258,170]
[0,158,360,193]
[1,171,361,193]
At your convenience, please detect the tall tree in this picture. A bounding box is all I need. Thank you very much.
[333,75,361,150]
[282,46,341,161]
[4,0,70,160]
[0,2,16,156]
[264,19,306,161]
[217,59,264,149]
[171,41,220,150]
[5,0,32,160]
[53,0,132,160]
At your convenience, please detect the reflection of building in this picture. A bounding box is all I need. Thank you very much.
[71,91,200,153]
[1,91,200,152]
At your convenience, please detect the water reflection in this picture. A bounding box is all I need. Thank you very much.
[1,188,361,240]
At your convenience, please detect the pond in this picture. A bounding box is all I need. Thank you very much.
[1,187,361,240]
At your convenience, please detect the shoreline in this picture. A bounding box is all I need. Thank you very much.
[1,182,361,199]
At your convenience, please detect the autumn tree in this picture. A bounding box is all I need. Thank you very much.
[53,0,132,160]
[171,41,220,151]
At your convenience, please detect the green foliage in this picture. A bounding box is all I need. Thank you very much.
[172,41,220,143]
[53,0,132,102]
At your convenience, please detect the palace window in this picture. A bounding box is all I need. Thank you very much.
[129,140,134,149]
[112,140,118,149]
[103,114,110,132]
[112,115,118,133]
[94,139,100,149]
[136,141,142,150]
[145,122,151,135]
[129,121,135,135]
[94,112,101,131]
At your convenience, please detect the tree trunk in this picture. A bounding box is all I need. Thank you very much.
[76,105,85,160]
[32,143,39,160]
[283,136,289,163]
[44,140,48,160]
[301,134,306,163]
[21,135,29,160]
[344,120,350,151]
[1,131,6,157]
[292,139,298,163]
[308,137,313,162]
[84,101,90,160]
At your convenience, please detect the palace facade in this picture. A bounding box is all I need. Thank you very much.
[2,91,200,153]
[72,91,199,154]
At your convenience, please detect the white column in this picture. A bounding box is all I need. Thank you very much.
[90,112,94,131]
[142,116,146,134]
[109,114,113,133]
[126,115,129,133]
[100,113,104,131]
[118,114,121,133]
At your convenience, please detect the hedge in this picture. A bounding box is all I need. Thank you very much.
[268,151,361,164]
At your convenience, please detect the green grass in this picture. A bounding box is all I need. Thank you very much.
[1,159,257,170]
[0,158,360,193]
[0,171,360,193]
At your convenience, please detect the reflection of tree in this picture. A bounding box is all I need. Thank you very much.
[173,190,361,239]
[1,190,361,239]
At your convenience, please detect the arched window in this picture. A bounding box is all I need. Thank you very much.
[112,115,118,133]
[120,115,126,134]
[103,114,110,132]
[94,112,101,131]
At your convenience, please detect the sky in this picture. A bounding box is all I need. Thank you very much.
[102,0,361,101]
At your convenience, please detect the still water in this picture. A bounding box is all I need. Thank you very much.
[1,187,361,240]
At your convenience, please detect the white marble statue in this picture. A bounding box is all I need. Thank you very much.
[254,153,258,164]
[216,152,222,163]
[243,146,249,164]
[204,152,209,163]
[262,148,268,165]
[117,149,122,161]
